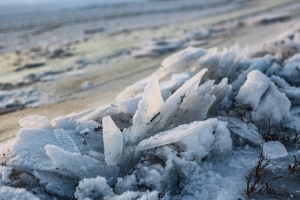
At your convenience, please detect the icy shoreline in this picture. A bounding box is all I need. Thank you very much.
[1,22,300,199]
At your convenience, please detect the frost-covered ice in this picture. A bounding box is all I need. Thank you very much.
[3,26,300,199]
[263,141,288,159]
[236,70,290,125]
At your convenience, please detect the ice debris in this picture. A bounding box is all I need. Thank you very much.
[3,29,300,199]
[263,141,288,159]
[236,70,290,125]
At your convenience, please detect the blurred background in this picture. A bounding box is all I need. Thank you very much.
[0,0,299,141]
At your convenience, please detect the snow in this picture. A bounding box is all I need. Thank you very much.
[0,186,40,200]
[75,176,114,200]
[108,191,159,200]
[263,141,288,159]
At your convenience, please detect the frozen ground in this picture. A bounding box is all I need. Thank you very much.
[1,19,300,199]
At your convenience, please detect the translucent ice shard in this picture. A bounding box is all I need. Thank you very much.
[103,116,123,166]
[218,116,263,145]
[0,186,39,200]
[136,118,218,151]
[129,77,164,144]
[152,68,208,131]
[45,145,119,180]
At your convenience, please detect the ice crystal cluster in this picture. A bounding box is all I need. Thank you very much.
[2,24,300,199]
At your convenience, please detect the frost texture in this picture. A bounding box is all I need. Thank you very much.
[263,141,288,159]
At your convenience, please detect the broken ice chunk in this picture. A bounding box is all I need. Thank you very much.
[75,176,114,200]
[130,77,164,143]
[19,115,52,130]
[211,121,232,155]
[218,116,263,145]
[8,129,57,172]
[77,104,130,125]
[53,129,80,153]
[190,47,219,80]
[51,116,78,130]
[107,190,159,200]
[103,116,123,166]
[263,141,288,159]
[33,171,77,198]
[0,166,12,184]
[236,70,290,125]
[208,78,232,114]
[117,95,142,116]
[271,75,300,105]
[0,186,39,200]
[153,69,208,131]
[236,70,269,110]
[161,47,207,73]
[160,72,191,93]
[45,145,119,180]
[174,91,216,126]
[136,118,218,151]
[115,174,137,194]
[232,63,266,92]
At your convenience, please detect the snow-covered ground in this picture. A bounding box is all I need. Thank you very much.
[1,21,300,199]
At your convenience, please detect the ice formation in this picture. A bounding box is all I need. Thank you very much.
[236,70,290,125]
[262,141,288,160]
[3,25,300,199]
